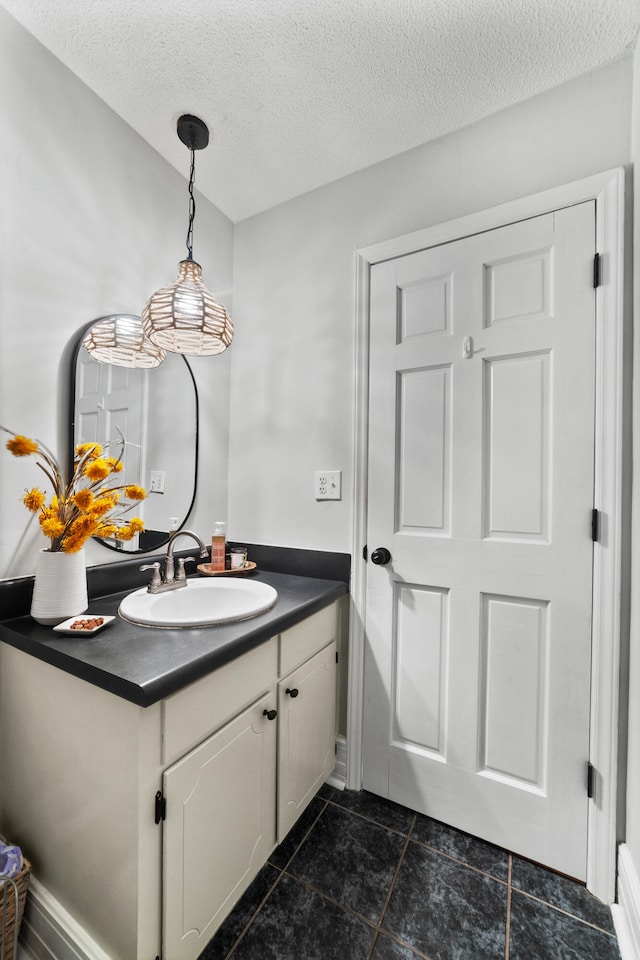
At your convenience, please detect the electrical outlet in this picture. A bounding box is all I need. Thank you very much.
[315,470,341,501]
[149,470,165,494]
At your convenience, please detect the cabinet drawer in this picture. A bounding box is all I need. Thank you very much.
[162,638,278,764]
[279,604,337,677]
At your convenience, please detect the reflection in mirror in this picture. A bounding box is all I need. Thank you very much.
[69,317,199,554]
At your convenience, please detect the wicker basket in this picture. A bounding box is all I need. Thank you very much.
[0,859,31,960]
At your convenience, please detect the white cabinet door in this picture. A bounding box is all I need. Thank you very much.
[278,641,336,841]
[163,690,277,960]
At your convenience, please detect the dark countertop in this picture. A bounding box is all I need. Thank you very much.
[0,547,349,707]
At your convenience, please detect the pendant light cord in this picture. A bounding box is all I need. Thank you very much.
[186,146,196,261]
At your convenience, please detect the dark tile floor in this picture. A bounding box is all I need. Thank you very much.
[197,786,621,960]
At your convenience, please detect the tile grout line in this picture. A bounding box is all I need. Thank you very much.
[223,799,330,960]
[369,930,433,960]
[509,886,620,938]
[269,798,330,873]
[276,875,430,958]
[366,813,419,960]
[504,854,512,960]
[324,794,415,839]
[409,836,510,887]
[223,869,286,960]
[278,868,395,943]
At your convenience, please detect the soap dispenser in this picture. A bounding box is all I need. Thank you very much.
[210,521,226,571]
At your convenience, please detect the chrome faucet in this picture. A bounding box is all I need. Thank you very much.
[140,529,209,593]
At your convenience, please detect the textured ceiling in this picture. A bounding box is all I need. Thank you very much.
[2,0,639,222]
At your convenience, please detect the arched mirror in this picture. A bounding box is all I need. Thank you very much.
[68,317,199,553]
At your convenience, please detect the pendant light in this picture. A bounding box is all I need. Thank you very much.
[83,314,166,368]
[141,115,233,357]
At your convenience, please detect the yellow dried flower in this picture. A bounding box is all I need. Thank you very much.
[62,531,90,553]
[83,458,111,482]
[76,442,102,458]
[105,457,123,473]
[63,517,97,552]
[23,488,46,511]
[115,525,136,541]
[70,515,98,535]
[92,496,118,518]
[72,489,94,511]
[117,517,145,541]
[41,517,65,538]
[124,484,146,501]
[7,435,38,457]
[95,523,117,539]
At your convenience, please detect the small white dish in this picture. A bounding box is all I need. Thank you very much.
[53,615,115,636]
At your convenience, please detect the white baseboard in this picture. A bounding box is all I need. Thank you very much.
[614,844,640,960]
[18,876,111,960]
[325,735,347,790]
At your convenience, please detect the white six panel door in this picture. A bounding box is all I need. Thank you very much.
[362,203,596,879]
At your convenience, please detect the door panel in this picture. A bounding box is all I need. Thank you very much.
[484,352,550,540]
[478,594,548,789]
[363,203,596,879]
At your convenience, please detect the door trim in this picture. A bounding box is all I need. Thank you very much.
[347,168,626,903]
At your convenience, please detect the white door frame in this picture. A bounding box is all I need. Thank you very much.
[347,168,626,903]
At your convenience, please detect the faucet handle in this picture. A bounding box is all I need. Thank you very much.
[175,557,196,582]
[140,562,161,590]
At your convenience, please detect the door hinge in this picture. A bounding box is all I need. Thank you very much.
[362,544,368,561]
[587,762,596,799]
[593,252,601,289]
[592,508,600,543]
[155,790,166,824]
[336,651,339,664]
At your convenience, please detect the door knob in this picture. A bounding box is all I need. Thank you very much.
[371,547,391,565]
[285,687,299,698]
[263,709,277,721]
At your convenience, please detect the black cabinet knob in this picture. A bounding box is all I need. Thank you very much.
[263,708,277,721]
[371,547,391,565]
[285,687,299,698]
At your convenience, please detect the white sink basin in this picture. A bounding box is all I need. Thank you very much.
[118,578,278,628]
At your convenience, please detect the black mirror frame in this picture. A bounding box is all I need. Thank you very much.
[67,317,200,554]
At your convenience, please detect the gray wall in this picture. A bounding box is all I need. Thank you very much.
[0,7,233,577]
[228,56,633,552]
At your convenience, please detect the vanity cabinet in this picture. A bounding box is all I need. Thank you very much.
[161,604,337,960]
[0,598,341,960]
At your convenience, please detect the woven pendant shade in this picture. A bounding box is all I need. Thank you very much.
[83,315,165,368]
[142,260,233,356]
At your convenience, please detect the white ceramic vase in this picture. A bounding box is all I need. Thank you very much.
[30,548,88,625]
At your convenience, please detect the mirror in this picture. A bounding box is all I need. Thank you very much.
[68,317,199,553]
